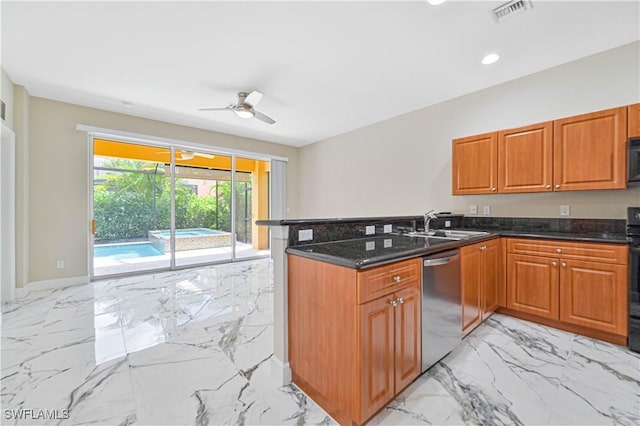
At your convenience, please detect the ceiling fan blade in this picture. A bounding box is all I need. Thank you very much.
[244,91,263,107]
[254,110,276,125]
[194,152,215,159]
[198,106,232,111]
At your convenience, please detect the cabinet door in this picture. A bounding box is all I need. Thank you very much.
[394,286,421,393]
[498,121,553,193]
[461,244,482,334]
[629,103,640,138]
[506,254,559,319]
[359,296,395,421]
[559,260,628,336]
[452,132,498,195]
[553,106,627,191]
[483,239,501,317]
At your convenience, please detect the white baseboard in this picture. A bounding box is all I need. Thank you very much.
[271,356,292,386]
[16,275,90,298]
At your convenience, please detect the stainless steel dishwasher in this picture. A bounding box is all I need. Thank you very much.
[422,249,462,372]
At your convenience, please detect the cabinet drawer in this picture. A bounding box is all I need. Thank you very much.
[357,258,421,304]
[506,239,563,257]
[506,238,627,264]
[557,243,627,264]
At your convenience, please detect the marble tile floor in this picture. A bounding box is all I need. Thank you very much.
[1,258,638,425]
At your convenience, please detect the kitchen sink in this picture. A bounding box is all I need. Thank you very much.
[399,230,489,240]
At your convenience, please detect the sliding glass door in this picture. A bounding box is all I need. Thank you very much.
[173,150,233,268]
[92,141,171,276]
[91,139,271,278]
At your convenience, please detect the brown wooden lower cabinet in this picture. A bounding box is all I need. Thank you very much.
[559,259,627,335]
[288,255,421,425]
[504,238,628,343]
[506,253,559,319]
[461,238,502,335]
[359,285,421,421]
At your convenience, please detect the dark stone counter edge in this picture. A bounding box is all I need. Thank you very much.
[256,215,435,226]
[286,231,629,270]
[256,213,464,226]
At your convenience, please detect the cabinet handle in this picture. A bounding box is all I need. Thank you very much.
[390,299,398,307]
[492,187,497,192]
[555,184,561,189]
[397,297,404,304]
[546,184,551,189]
[392,275,401,283]
[480,246,487,251]
[561,262,567,268]
[556,248,562,254]
[552,261,557,267]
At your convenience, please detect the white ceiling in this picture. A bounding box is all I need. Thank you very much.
[2,1,639,147]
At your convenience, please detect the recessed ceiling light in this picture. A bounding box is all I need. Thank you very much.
[481,53,500,65]
[427,0,447,5]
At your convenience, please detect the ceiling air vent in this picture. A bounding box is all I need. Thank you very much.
[491,0,533,23]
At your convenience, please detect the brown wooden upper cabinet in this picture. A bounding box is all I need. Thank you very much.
[498,121,553,193]
[452,105,629,195]
[629,103,640,138]
[452,132,497,195]
[554,106,627,191]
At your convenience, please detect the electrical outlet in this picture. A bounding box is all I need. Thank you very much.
[384,239,393,248]
[469,205,478,215]
[482,205,491,215]
[445,220,451,228]
[365,225,375,235]
[365,241,375,251]
[560,205,571,216]
[383,224,392,233]
[298,229,313,241]
[56,260,64,269]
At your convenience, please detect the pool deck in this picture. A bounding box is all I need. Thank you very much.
[93,242,269,277]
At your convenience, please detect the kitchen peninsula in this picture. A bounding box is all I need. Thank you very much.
[257,215,629,424]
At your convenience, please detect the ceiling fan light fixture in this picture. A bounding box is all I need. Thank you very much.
[234,106,255,119]
[427,0,447,5]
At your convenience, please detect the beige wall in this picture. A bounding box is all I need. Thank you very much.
[1,69,14,129]
[298,42,640,219]
[26,97,299,284]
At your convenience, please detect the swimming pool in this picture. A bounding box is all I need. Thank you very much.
[94,242,163,260]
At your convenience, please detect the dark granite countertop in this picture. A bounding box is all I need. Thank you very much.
[286,230,628,269]
[286,233,499,269]
[497,230,628,244]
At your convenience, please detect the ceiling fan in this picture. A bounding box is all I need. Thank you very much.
[199,91,276,125]
[157,150,215,160]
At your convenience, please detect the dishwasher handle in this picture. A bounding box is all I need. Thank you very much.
[423,251,460,267]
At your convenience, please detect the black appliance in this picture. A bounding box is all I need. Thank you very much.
[627,207,640,352]
[629,138,640,186]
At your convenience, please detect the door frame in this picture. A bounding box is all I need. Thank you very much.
[86,130,281,280]
[1,123,16,302]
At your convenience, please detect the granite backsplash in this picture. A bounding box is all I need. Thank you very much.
[287,216,626,246]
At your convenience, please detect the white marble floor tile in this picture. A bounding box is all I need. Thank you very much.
[127,343,239,425]
[3,260,639,426]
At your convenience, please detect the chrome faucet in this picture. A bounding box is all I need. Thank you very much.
[424,210,438,233]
